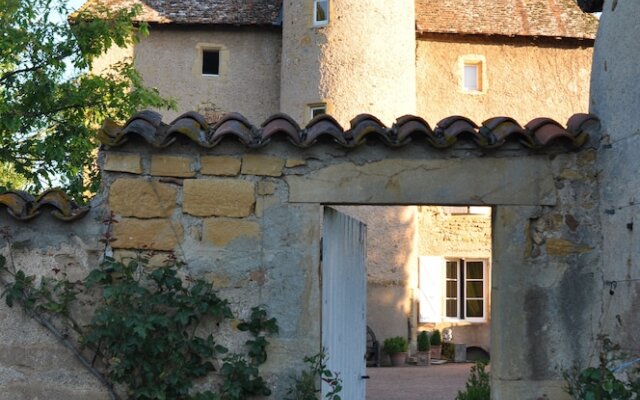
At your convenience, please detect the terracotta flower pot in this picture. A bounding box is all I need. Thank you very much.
[390,352,407,367]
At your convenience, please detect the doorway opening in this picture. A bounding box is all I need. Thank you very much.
[322,205,492,400]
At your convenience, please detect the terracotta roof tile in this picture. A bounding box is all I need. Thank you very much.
[0,189,90,221]
[77,0,283,26]
[416,0,598,39]
[98,111,598,150]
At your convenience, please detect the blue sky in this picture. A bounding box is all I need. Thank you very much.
[68,0,85,11]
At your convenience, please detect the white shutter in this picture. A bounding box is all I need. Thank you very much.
[418,256,445,323]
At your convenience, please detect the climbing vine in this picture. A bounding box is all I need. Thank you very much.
[0,243,279,399]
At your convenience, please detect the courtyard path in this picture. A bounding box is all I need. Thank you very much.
[366,363,473,400]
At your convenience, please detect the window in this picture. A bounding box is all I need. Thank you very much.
[202,50,220,75]
[463,62,482,91]
[308,103,326,120]
[313,0,329,26]
[418,257,488,323]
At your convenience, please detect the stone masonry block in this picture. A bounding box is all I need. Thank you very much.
[201,156,241,176]
[150,155,195,177]
[203,218,261,246]
[257,181,276,196]
[241,155,285,177]
[111,219,183,251]
[103,152,142,174]
[545,238,593,256]
[109,179,177,218]
[183,179,255,217]
[285,159,307,168]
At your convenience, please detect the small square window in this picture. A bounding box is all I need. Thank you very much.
[463,62,482,91]
[202,50,220,75]
[309,104,326,120]
[314,0,329,26]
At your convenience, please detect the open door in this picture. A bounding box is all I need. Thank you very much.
[322,207,367,399]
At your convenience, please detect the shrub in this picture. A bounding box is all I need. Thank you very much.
[430,329,442,346]
[417,331,430,352]
[442,342,455,360]
[456,362,490,400]
[383,336,408,354]
[564,336,640,400]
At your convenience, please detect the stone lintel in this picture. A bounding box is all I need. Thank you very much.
[286,157,557,206]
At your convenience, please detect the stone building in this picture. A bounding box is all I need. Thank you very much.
[5,1,637,400]
[82,0,597,126]
[78,0,597,359]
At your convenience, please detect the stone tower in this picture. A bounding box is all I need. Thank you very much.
[280,0,416,127]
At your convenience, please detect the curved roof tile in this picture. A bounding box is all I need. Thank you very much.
[0,189,90,222]
[99,110,598,150]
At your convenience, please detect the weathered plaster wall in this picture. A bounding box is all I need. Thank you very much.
[591,0,640,371]
[96,26,282,123]
[417,35,593,124]
[281,0,416,126]
[335,206,419,354]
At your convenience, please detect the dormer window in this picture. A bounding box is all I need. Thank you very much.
[314,0,329,26]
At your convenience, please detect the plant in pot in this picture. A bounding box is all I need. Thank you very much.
[416,331,431,366]
[383,336,408,367]
[430,329,443,360]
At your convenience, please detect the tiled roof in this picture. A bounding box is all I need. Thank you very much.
[0,189,90,222]
[98,110,598,150]
[76,0,283,26]
[416,0,598,39]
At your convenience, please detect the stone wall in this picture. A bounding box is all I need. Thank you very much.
[417,34,593,124]
[591,0,640,378]
[0,113,603,399]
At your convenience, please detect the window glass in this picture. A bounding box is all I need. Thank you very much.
[463,64,479,90]
[446,299,458,318]
[314,0,329,25]
[446,261,458,279]
[202,50,220,75]
[466,261,484,279]
[466,281,484,298]
[466,300,483,318]
[309,104,326,120]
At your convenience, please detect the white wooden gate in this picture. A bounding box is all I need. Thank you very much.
[322,208,367,399]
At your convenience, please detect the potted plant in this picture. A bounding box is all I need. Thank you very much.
[416,331,431,366]
[383,336,408,367]
[430,329,442,359]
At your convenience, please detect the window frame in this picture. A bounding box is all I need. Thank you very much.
[458,55,487,94]
[201,48,221,77]
[418,256,489,324]
[313,0,329,26]
[463,62,481,91]
[463,260,487,323]
[308,103,327,121]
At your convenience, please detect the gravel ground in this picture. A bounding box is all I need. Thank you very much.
[366,363,473,400]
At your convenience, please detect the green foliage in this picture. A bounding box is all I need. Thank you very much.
[564,336,640,400]
[0,251,279,400]
[383,336,408,355]
[0,162,27,190]
[417,330,430,352]
[456,362,490,400]
[285,351,342,400]
[442,342,455,360]
[430,329,442,346]
[0,0,174,201]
